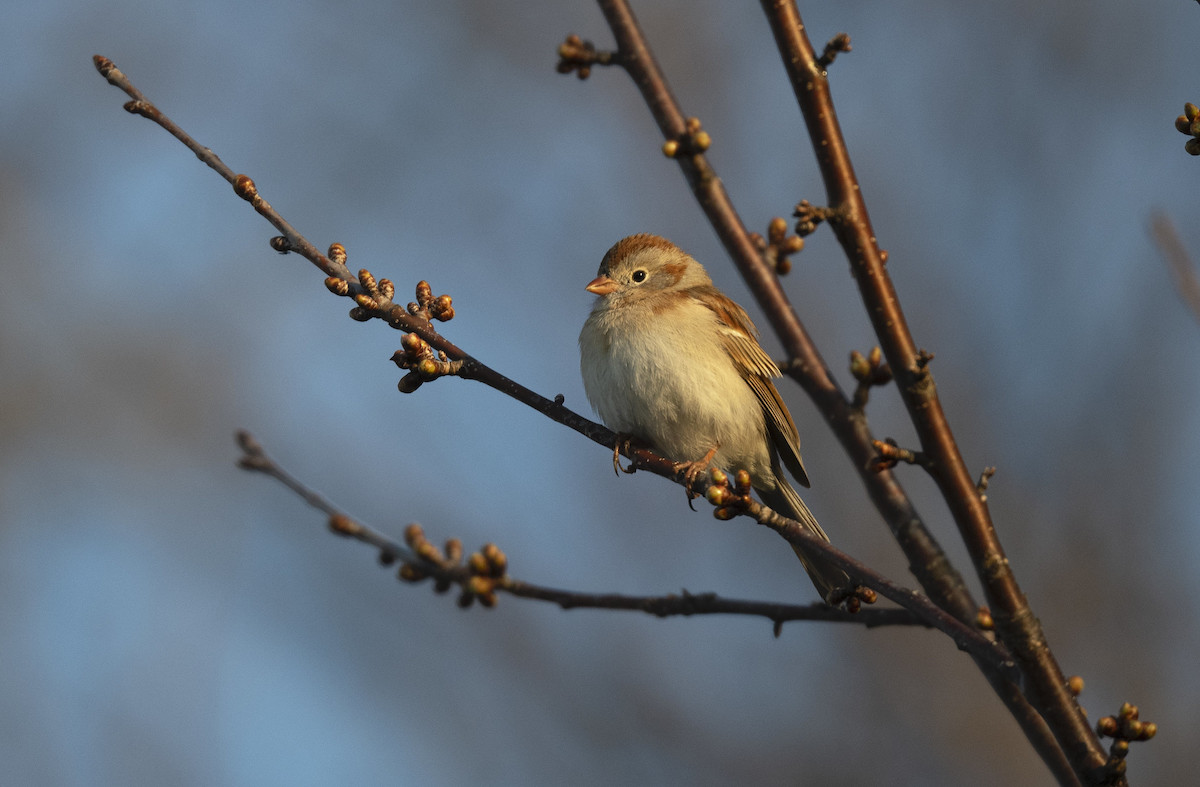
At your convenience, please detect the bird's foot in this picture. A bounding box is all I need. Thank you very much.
[673,443,720,499]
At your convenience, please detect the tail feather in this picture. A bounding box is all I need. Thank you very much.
[757,480,850,604]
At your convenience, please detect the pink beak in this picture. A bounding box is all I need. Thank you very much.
[585,275,618,295]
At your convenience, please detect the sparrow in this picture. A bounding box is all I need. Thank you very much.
[579,233,849,603]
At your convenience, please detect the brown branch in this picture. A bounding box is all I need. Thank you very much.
[236,430,928,630]
[758,2,1108,784]
[1151,210,1200,326]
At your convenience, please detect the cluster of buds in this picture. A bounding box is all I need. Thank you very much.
[555,34,613,80]
[319,244,400,323]
[793,199,837,237]
[870,437,926,472]
[662,116,711,158]
[705,468,754,520]
[976,466,996,502]
[391,332,461,393]
[1175,102,1200,155]
[1096,702,1157,775]
[388,281,459,392]
[407,280,455,323]
[399,524,508,608]
[849,346,893,409]
[816,32,852,71]
[750,217,805,275]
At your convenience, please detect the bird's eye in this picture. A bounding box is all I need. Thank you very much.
[631,269,648,283]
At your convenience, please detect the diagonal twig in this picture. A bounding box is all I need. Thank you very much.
[236,430,929,631]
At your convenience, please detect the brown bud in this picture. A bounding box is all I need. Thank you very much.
[402,332,426,352]
[324,277,350,296]
[1186,102,1200,121]
[93,55,115,77]
[483,543,507,574]
[692,130,711,151]
[713,507,736,520]
[415,280,433,304]
[468,552,489,575]
[416,540,442,563]
[233,174,257,201]
[1068,675,1084,696]
[661,139,679,158]
[398,563,425,582]
[850,350,869,380]
[328,243,347,265]
[403,523,425,546]
[328,514,360,537]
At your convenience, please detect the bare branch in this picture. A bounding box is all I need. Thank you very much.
[758,2,1107,782]
[236,431,929,630]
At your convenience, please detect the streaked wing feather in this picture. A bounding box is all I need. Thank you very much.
[699,288,810,488]
[745,375,810,488]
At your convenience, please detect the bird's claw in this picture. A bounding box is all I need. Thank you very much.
[612,436,637,475]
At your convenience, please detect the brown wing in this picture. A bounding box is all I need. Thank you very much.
[699,286,811,488]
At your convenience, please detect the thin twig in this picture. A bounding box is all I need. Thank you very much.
[236,430,928,630]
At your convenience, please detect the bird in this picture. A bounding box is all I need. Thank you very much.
[578,233,849,603]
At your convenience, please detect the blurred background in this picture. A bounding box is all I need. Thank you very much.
[2,0,1197,784]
